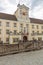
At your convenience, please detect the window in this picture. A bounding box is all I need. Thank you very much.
[26,24,29,33]
[26,24,29,27]
[14,23,17,27]
[14,30,17,34]
[6,38,9,42]
[38,37,42,41]
[32,25,34,28]
[42,31,43,34]
[32,31,34,34]
[0,38,1,41]
[41,26,43,29]
[32,37,35,40]
[6,22,9,27]
[20,9,22,14]
[37,31,39,34]
[13,38,15,42]
[0,21,1,26]
[13,38,19,42]
[20,24,23,27]
[6,30,9,34]
[37,31,40,35]
[20,24,23,32]
[37,25,39,29]
[0,29,1,34]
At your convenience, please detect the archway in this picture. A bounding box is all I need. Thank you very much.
[23,36,28,41]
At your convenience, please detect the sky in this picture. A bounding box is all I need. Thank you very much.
[0,0,43,20]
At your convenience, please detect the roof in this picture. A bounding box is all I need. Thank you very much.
[0,13,17,21]
[20,4,29,9]
[17,4,29,10]
[0,13,43,24]
[30,18,43,24]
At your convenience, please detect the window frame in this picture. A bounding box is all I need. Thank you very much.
[6,22,9,27]
[14,23,17,27]
[6,29,9,34]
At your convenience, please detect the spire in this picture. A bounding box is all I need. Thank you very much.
[17,0,20,7]
[17,4,20,7]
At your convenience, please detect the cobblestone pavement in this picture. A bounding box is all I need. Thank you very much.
[0,50,43,65]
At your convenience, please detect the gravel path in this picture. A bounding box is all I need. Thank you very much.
[0,50,43,65]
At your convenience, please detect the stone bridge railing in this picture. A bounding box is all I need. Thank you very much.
[0,41,43,56]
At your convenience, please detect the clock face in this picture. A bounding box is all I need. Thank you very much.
[22,12,26,15]
[20,9,27,16]
[22,11,27,16]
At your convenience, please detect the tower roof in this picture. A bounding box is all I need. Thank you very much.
[17,4,29,10]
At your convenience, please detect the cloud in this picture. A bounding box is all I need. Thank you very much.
[0,7,5,11]
[9,0,16,5]
[0,0,43,19]
[29,0,43,19]
[0,0,17,14]
[31,6,43,19]
[0,0,30,14]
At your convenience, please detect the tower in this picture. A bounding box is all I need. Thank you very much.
[15,4,29,21]
[14,4,30,41]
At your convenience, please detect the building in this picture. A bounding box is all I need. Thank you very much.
[0,4,43,44]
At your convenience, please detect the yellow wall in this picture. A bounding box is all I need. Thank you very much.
[30,23,43,40]
[0,18,43,44]
[0,18,30,43]
[0,4,43,44]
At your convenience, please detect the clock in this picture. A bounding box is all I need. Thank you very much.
[22,11,28,16]
[20,9,27,16]
[22,12,25,15]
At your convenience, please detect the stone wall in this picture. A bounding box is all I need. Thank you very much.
[0,41,43,56]
[0,44,19,56]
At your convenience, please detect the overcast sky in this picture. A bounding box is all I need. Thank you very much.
[0,0,43,19]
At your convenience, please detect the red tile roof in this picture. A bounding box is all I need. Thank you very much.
[30,18,43,24]
[0,13,17,21]
[0,13,43,24]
